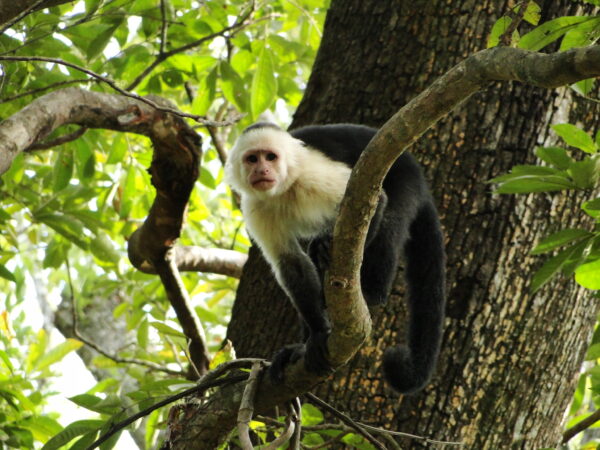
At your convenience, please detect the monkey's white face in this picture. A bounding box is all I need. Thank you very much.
[225,126,302,199]
[242,149,282,192]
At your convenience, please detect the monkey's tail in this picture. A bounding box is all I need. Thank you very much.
[383,201,446,394]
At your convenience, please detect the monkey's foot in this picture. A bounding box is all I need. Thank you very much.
[269,332,333,383]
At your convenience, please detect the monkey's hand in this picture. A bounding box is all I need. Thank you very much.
[269,331,333,383]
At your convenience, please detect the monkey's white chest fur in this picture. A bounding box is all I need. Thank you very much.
[242,155,351,264]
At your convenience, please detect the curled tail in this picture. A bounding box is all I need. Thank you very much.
[383,201,446,394]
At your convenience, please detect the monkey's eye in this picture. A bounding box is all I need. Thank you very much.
[245,154,258,163]
[266,153,278,161]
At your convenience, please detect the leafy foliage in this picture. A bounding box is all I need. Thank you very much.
[490,124,600,293]
[0,0,328,447]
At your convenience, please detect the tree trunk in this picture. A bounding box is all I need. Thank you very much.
[226,0,599,447]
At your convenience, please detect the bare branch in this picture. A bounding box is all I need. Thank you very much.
[237,361,264,449]
[134,246,247,279]
[326,45,600,363]
[159,0,168,56]
[264,410,297,450]
[499,1,531,46]
[563,408,600,443]
[154,249,211,376]
[25,127,87,152]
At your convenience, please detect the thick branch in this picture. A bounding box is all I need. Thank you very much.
[133,246,247,279]
[328,45,600,329]
[0,87,172,174]
[170,45,600,448]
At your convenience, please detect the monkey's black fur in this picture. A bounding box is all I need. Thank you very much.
[239,123,446,394]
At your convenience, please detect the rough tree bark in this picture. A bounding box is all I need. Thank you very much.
[226,0,599,448]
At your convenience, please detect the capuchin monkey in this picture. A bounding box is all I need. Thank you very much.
[225,122,445,394]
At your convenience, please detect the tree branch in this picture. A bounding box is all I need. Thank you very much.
[133,246,247,279]
[562,408,600,443]
[154,249,210,376]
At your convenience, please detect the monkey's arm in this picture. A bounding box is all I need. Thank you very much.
[271,240,332,381]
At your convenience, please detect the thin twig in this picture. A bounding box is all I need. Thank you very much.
[0,55,241,127]
[304,393,385,450]
[159,0,168,55]
[499,0,531,46]
[264,411,296,450]
[64,258,183,376]
[207,125,228,165]
[25,127,87,151]
[563,408,600,443]
[357,421,463,447]
[237,361,264,449]
[290,397,302,450]
[154,248,210,375]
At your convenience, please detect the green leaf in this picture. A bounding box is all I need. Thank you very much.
[586,343,600,360]
[576,258,600,290]
[535,146,572,170]
[552,124,597,153]
[43,236,70,269]
[301,404,324,426]
[531,229,592,255]
[522,1,541,26]
[137,319,149,349]
[35,213,89,250]
[519,16,598,51]
[41,420,104,450]
[53,149,74,192]
[106,134,128,164]
[531,242,586,293]
[69,394,121,414]
[192,68,217,116]
[199,167,217,190]
[220,61,247,111]
[0,263,16,282]
[571,78,596,96]
[150,322,185,338]
[493,175,574,194]
[250,47,277,119]
[26,329,49,373]
[20,416,63,442]
[90,234,121,264]
[584,198,600,218]
[68,431,99,450]
[568,159,598,189]
[33,338,83,372]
